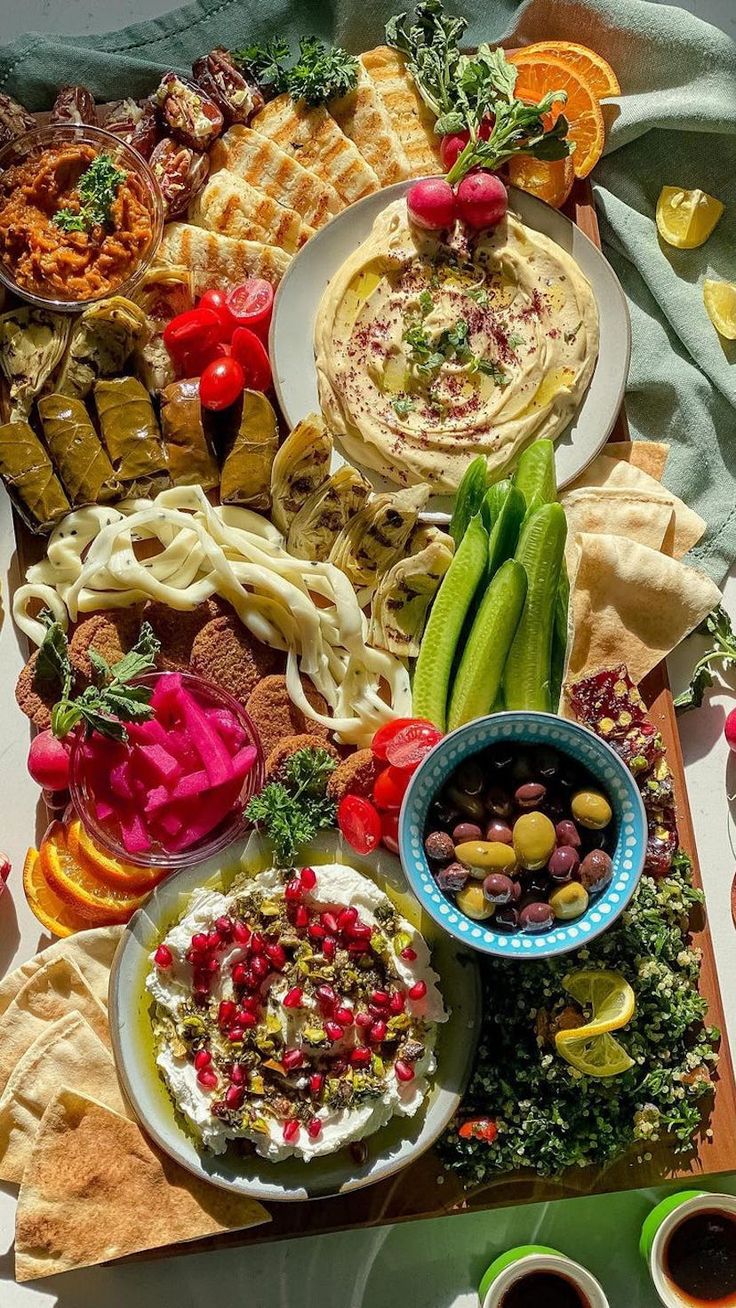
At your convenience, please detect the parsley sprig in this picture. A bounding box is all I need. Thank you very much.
[403,310,508,385]
[246,747,338,866]
[36,615,161,741]
[54,153,127,234]
[674,605,736,712]
[233,36,358,106]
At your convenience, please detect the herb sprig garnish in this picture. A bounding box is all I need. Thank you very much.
[403,312,508,385]
[246,747,338,866]
[36,615,161,740]
[386,1,573,184]
[674,605,736,712]
[54,153,127,234]
[233,36,358,106]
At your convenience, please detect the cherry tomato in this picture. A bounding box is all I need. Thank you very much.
[198,288,236,341]
[458,1117,497,1143]
[227,279,275,339]
[385,721,442,770]
[337,795,382,855]
[373,765,412,811]
[199,355,245,411]
[381,810,400,855]
[371,717,437,761]
[230,327,273,392]
[163,307,222,371]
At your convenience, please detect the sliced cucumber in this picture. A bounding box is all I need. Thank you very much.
[486,483,526,580]
[503,502,567,713]
[550,561,570,712]
[450,455,487,548]
[514,439,557,516]
[448,560,527,729]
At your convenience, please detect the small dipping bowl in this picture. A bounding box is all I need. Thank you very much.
[479,1245,609,1308]
[69,671,264,870]
[641,1191,736,1308]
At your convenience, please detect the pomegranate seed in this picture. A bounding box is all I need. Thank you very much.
[283,1118,300,1142]
[349,923,372,942]
[216,916,233,938]
[294,905,309,929]
[228,1026,245,1042]
[230,1064,245,1085]
[191,932,209,953]
[348,940,369,955]
[350,1046,372,1067]
[197,1067,218,1089]
[321,911,339,934]
[309,1073,324,1096]
[241,969,258,991]
[307,1116,322,1139]
[395,1059,415,1083]
[225,1084,245,1109]
[368,1004,386,1020]
[300,866,317,890]
[283,986,303,1009]
[337,906,357,933]
[370,1020,387,1043]
[250,932,265,955]
[264,941,286,969]
[322,936,337,959]
[316,984,337,1010]
[283,1048,304,1071]
[218,1000,236,1027]
[332,1058,347,1075]
[233,921,251,944]
[285,878,302,902]
[251,955,269,980]
[408,980,427,1001]
[401,946,418,961]
[334,1006,353,1027]
[232,962,248,986]
[206,956,220,973]
[370,990,389,1008]
[194,1049,212,1070]
[355,1011,373,1030]
[241,995,261,1013]
[236,1011,258,1030]
[206,930,222,952]
[325,1021,344,1042]
[389,991,405,1014]
[308,922,326,942]
[154,944,172,967]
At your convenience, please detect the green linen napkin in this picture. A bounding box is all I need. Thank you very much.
[1,0,734,580]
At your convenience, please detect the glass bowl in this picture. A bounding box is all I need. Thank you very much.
[0,123,164,312]
[69,671,265,870]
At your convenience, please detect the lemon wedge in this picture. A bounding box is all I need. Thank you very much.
[555,1031,634,1079]
[557,968,636,1039]
[703,280,736,340]
[656,186,724,249]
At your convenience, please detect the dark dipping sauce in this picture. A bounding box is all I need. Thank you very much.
[665,1211,736,1304]
[500,1270,588,1308]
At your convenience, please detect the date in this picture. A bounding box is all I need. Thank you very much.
[191,48,263,125]
[0,92,34,148]
[154,73,223,151]
[104,97,160,159]
[50,85,97,127]
[149,137,209,218]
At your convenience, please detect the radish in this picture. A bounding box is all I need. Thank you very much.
[725,708,736,751]
[456,171,508,230]
[27,730,71,791]
[407,178,457,232]
[440,117,494,172]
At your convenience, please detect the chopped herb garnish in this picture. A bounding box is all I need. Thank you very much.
[47,621,161,741]
[403,312,507,384]
[392,394,415,418]
[246,747,338,866]
[233,36,358,105]
[468,287,491,306]
[54,153,127,235]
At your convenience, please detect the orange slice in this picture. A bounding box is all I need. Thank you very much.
[509,41,620,99]
[22,847,91,938]
[39,823,146,924]
[508,51,605,179]
[508,153,575,209]
[67,818,167,893]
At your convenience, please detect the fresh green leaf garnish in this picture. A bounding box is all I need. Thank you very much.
[50,621,161,741]
[392,394,415,418]
[233,36,358,106]
[674,605,736,712]
[35,619,73,694]
[403,312,507,384]
[246,747,338,866]
[53,153,126,235]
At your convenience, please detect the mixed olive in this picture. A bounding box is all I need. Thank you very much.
[423,744,615,933]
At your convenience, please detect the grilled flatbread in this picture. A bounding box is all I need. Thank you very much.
[0,956,110,1095]
[330,64,410,186]
[15,1090,269,1280]
[160,223,290,294]
[360,47,442,176]
[0,925,121,1016]
[189,170,310,252]
[252,94,379,205]
[211,125,341,228]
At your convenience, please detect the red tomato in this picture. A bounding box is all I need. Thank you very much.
[230,327,273,393]
[458,1117,497,1143]
[199,356,245,411]
[371,717,436,761]
[227,279,275,339]
[381,810,400,855]
[373,765,411,811]
[337,795,382,855]
[198,288,236,341]
[385,722,442,770]
[163,308,222,371]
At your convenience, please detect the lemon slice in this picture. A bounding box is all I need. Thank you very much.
[555,1031,634,1079]
[557,968,635,1040]
[656,186,724,249]
[703,280,736,340]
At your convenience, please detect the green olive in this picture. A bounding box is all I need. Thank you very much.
[571,789,612,830]
[454,840,517,879]
[446,785,486,823]
[512,811,556,870]
[549,881,589,921]
[456,882,495,920]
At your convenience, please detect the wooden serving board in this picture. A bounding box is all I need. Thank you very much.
[9,174,736,1260]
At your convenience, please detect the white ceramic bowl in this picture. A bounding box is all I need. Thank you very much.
[479,1247,609,1308]
[644,1191,736,1308]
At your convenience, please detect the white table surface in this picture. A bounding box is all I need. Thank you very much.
[1,1,735,1303]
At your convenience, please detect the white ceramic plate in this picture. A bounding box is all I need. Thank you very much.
[109,829,481,1203]
[270,181,631,518]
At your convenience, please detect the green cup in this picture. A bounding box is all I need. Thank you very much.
[641,1190,736,1307]
[478,1245,609,1307]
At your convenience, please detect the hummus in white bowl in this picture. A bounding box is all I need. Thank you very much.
[315,198,599,494]
[147,861,447,1163]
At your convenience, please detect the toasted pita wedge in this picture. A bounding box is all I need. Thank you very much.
[253,94,379,205]
[0,925,121,1016]
[567,454,705,558]
[211,125,340,228]
[561,486,675,554]
[563,533,721,689]
[330,64,410,185]
[189,170,311,252]
[159,224,290,295]
[15,1090,269,1280]
[605,440,670,482]
[360,47,442,176]
[0,956,110,1094]
[0,1012,128,1184]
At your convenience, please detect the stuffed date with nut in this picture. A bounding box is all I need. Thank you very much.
[0,93,34,148]
[50,85,97,126]
[149,137,209,218]
[104,97,160,159]
[154,72,223,150]
[192,48,263,125]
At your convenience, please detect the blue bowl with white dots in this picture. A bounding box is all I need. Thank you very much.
[398,711,647,960]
